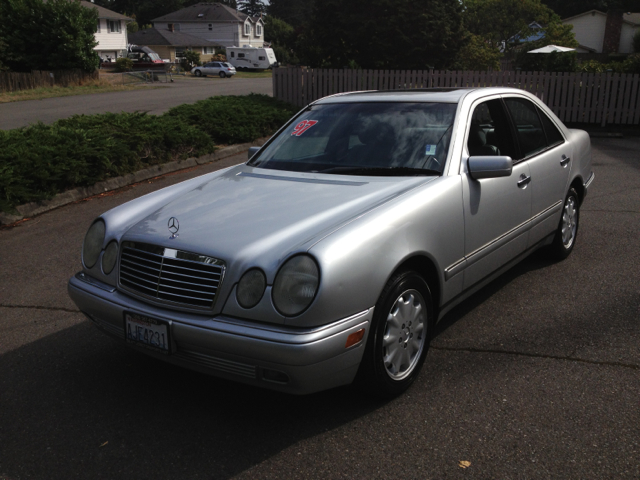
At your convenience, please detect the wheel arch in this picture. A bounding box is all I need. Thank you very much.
[570,176,585,205]
[392,254,442,318]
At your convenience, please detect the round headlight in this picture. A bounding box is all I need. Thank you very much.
[101,241,118,275]
[236,269,266,309]
[82,220,105,269]
[272,255,319,316]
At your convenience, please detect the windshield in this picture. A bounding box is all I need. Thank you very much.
[149,53,161,61]
[249,102,456,175]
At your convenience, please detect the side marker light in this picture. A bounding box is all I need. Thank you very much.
[345,328,365,348]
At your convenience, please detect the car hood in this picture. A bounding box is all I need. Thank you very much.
[122,164,436,279]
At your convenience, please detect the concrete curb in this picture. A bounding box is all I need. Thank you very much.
[0,138,268,226]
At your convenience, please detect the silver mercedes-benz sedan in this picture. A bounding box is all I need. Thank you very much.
[68,88,594,397]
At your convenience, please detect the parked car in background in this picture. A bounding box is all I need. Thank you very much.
[125,45,166,70]
[191,62,236,78]
[68,88,593,398]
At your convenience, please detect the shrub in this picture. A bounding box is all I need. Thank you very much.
[167,94,297,145]
[115,57,134,72]
[579,60,606,73]
[0,95,297,213]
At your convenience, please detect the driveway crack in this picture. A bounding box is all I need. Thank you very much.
[0,304,80,313]
[430,345,639,370]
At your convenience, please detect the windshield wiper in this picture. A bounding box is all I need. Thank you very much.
[317,166,441,176]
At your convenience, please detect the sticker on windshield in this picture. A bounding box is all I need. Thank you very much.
[425,144,437,156]
[291,120,318,136]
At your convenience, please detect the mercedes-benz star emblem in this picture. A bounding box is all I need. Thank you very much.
[168,217,179,239]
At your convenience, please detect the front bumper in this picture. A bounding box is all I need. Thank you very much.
[68,273,372,395]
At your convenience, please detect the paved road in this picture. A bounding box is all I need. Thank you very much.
[0,76,273,130]
[0,138,639,479]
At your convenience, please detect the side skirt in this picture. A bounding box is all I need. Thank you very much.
[436,233,555,323]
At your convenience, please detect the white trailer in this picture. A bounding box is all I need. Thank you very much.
[226,47,277,70]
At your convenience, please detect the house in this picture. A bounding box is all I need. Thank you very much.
[81,1,132,60]
[129,28,223,63]
[151,2,265,48]
[562,10,640,54]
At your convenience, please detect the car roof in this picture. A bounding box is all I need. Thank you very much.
[313,87,524,104]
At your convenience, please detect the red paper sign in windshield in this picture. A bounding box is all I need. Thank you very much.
[291,120,318,136]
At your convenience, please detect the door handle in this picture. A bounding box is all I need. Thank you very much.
[560,155,571,167]
[517,174,531,188]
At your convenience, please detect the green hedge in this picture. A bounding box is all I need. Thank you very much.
[0,94,296,213]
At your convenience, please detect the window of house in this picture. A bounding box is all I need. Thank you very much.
[97,19,101,33]
[256,24,262,36]
[107,20,120,33]
[175,48,186,58]
[244,23,251,35]
[204,47,214,54]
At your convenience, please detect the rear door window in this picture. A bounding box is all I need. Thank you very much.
[537,107,565,147]
[504,98,548,159]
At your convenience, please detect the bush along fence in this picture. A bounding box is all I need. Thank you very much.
[0,69,100,93]
[0,94,297,215]
[273,67,640,127]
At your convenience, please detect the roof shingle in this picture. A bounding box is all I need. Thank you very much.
[151,2,260,24]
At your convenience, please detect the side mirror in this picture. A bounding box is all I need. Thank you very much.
[248,146,260,160]
[468,156,513,180]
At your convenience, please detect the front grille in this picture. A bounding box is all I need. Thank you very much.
[119,242,225,310]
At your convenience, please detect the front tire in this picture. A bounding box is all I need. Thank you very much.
[194,70,202,77]
[357,270,433,398]
[549,187,580,260]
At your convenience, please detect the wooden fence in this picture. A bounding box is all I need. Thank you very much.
[0,69,100,93]
[273,68,640,126]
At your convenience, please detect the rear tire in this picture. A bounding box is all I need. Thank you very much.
[357,270,433,398]
[219,72,226,78]
[549,187,579,260]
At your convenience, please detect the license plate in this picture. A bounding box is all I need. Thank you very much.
[125,312,171,354]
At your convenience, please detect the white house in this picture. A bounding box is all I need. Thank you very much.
[151,2,264,48]
[562,10,639,54]
[81,1,131,60]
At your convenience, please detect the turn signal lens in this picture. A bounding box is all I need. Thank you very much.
[345,329,365,348]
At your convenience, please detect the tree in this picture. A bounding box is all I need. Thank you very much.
[541,0,639,19]
[264,16,298,64]
[0,0,100,72]
[463,0,575,53]
[267,0,314,26]
[454,34,502,71]
[297,0,466,70]
[238,0,266,17]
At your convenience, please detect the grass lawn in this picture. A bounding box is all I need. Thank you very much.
[0,81,145,103]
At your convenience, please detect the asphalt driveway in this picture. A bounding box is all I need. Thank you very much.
[0,76,273,130]
[0,137,638,479]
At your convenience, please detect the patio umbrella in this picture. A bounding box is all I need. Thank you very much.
[527,45,576,53]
